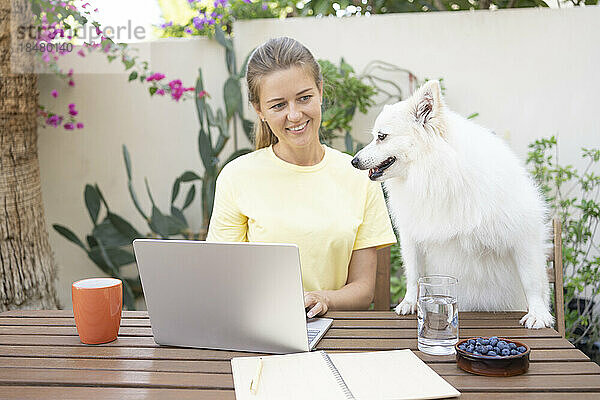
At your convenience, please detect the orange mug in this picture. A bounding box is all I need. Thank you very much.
[72,278,122,344]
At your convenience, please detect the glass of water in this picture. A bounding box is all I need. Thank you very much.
[417,275,458,356]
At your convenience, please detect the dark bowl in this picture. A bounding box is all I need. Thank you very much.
[455,337,530,377]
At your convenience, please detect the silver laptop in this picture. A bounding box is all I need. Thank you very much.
[132,239,332,354]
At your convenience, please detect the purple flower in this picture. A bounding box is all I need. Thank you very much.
[64,123,74,130]
[185,27,193,34]
[76,122,84,129]
[146,72,166,82]
[51,90,58,98]
[45,115,63,127]
[242,0,251,3]
[262,3,268,9]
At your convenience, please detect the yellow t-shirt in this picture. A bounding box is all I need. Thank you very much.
[206,145,397,291]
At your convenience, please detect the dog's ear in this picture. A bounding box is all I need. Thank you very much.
[414,80,443,126]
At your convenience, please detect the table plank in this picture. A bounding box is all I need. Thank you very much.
[0,386,235,400]
[445,374,600,392]
[0,325,562,338]
[0,368,233,390]
[1,356,598,376]
[0,345,588,363]
[0,334,573,350]
[0,317,530,329]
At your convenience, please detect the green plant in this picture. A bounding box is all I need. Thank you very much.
[53,35,253,309]
[527,136,600,347]
[318,59,377,147]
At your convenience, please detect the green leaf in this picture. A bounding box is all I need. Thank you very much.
[205,103,216,126]
[94,184,109,211]
[180,171,202,182]
[214,24,233,51]
[128,71,138,81]
[128,181,148,221]
[123,58,135,70]
[107,212,141,242]
[344,131,354,154]
[121,279,137,310]
[92,218,131,247]
[107,55,116,63]
[122,145,132,181]
[242,119,254,142]
[182,185,196,210]
[220,148,252,168]
[144,178,157,208]
[223,77,242,119]
[84,184,101,225]
[149,206,187,237]
[88,245,135,269]
[52,224,86,250]
[195,68,206,129]
[198,127,216,173]
[237,49,255,79]
[171,178,181,205]
[171,206,187,227]
[149,87,157,96]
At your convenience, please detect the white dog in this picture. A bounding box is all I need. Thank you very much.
[351,80,554,329]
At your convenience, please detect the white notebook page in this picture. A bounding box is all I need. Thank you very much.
[330,350,460,400]
[231,351,347,400]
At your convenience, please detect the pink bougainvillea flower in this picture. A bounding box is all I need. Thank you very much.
[68,68,73,76]
[64,123,74,130]
[156,89,165,96]
[68,80,75,87]
[95,26,102,35]
[46,115,62,127]
[68,104,78,116]
[51,90,58,98]
[77,49,85,57]
[146,73,166,82]
[94,8,98,12]
[168,79,185,101]
[198,90,207,98]
[77,122,84,129]
[82,3,90,8]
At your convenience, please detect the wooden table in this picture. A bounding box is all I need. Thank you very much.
[0,310,599,399]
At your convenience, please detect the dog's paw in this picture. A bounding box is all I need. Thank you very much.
[520,309,555,329]
[395,298,417,315]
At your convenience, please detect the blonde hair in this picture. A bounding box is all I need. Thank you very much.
[246,37,322,150]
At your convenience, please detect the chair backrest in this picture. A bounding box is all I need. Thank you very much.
[373,247,391,311]
[373,218,566,337]
[548,218,566,337]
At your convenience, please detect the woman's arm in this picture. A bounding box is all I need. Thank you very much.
[304,246,378,317]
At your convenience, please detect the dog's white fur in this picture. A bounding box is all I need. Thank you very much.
[352,80,554,329]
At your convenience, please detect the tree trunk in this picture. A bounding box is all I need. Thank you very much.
[0,0,59,311]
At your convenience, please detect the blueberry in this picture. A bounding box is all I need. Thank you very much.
[517,346,527,353]
[466,345,474,353]
[475,345,484,353]
[489,338,499,346]
[468,339,476,346]
[473,351,482,355]
[497,341,507,349]
[486,345,493,352]
[459,344,466,351]
[494,346,501,354]
[480,346,489,355]
[490,336,498,341]
[481,338,490,346]
[511,349,519,355]
[476,338,484,345]
[501,348,511,356]
[488,351,497,356]
[508,342,517,350]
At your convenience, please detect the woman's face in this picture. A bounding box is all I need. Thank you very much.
[255,66,323,152]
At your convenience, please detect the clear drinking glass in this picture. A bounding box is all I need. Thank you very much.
[417,275,458,355]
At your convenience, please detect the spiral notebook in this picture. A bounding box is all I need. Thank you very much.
[231,349,460,400]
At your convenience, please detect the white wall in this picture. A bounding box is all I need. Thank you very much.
[38,7,600,309]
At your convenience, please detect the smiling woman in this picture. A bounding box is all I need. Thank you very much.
[206,37,396,318]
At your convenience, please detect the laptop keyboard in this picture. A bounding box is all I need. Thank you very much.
[307,329,320,345]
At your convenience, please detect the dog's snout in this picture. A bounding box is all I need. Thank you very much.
[351,157,361,169]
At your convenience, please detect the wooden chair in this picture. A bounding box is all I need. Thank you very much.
[372,218,566,337]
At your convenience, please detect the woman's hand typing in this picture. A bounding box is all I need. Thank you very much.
[304,291,331,318]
